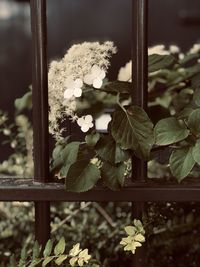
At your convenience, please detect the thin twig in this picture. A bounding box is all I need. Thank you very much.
[51,202,92,233]
[93,203,115,228]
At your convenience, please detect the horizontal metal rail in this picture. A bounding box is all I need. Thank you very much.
[1,178,200,202]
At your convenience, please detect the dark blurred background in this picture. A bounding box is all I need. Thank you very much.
[0,0,200,161]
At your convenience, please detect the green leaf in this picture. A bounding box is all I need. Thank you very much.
[32,241,41,259]
[54,255,68,265]
[111,105,154,159]
[95,135,128,164]
[125,226,136,236]
[193,88,200,107]
[19,244,28,266]
[169,147,195,182]
[54,237,66,256]
[9,255,17,267]
[192,139,200,165]
[60,142,80,177]
[85,132,100,147]
[14,91,32,113]
[52,145,64,160]
[43,239,53,257]
[66,160,101,192]
[191,73,200,89]
[28,259,42,267]
[154,117,189,145]
[188,109,200,136]
[42,257,54,267]
[148,54,175,72]
[179,53,200,66]
[101,81,132,94]
[101,162,125,190]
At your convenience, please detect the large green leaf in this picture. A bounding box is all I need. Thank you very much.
[111,105,154,159]
[188,109,200,136]
[59,142,80,177]
[154,117,189,145]
[101,162,125,190]
[192,139,200,165]
[169,147,195,182]
[65,160,101,192]
[148,54,175,73]
[95,135,128,164]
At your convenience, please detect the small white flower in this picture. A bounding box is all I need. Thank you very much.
[189,43,200,54]
[148,45,170,55]
[169,45,180,54]
[118,61,132,82]
[3,128,11,136]
[77,115,94,132]
[84,65,106,89]
[179,53,184,60]
[11,140,17,148]
[64,78,83,99]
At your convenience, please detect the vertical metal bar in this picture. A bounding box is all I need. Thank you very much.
[30,0,50,247]
[132,0,148,266]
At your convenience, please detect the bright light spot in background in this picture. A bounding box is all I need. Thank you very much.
[0,0,30,21]
[0,1,13,20]
[95,113,112,131]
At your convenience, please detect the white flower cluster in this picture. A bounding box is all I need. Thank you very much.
[118,44,180,82]
[120,219,145,254]
[69,243,91,267]
[48,41,116,139]
[148,44,180,56]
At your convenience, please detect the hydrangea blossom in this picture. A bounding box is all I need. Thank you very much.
[48,41,116,140]
[77,115,94,132]
[64,78,83,99]
[84,65,106,88]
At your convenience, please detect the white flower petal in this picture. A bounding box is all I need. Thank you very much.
[81,124,90,132]
[93,78,103,89]
[99,69,106,80]
[64,78,74,88]
[64,89,74,99]
[87,122,94,128]
[74,78,83,88]
[84,115,93,123]
[77,117,85,127]
[84,74,93,85]
[91,65,101,76]
[74,88,82,97]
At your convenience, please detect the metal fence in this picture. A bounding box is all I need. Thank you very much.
[0,0,200,266]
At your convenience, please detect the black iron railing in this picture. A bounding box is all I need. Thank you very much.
[1,1,200,266]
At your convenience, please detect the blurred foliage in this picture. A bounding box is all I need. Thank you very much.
[0,88,33,177]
